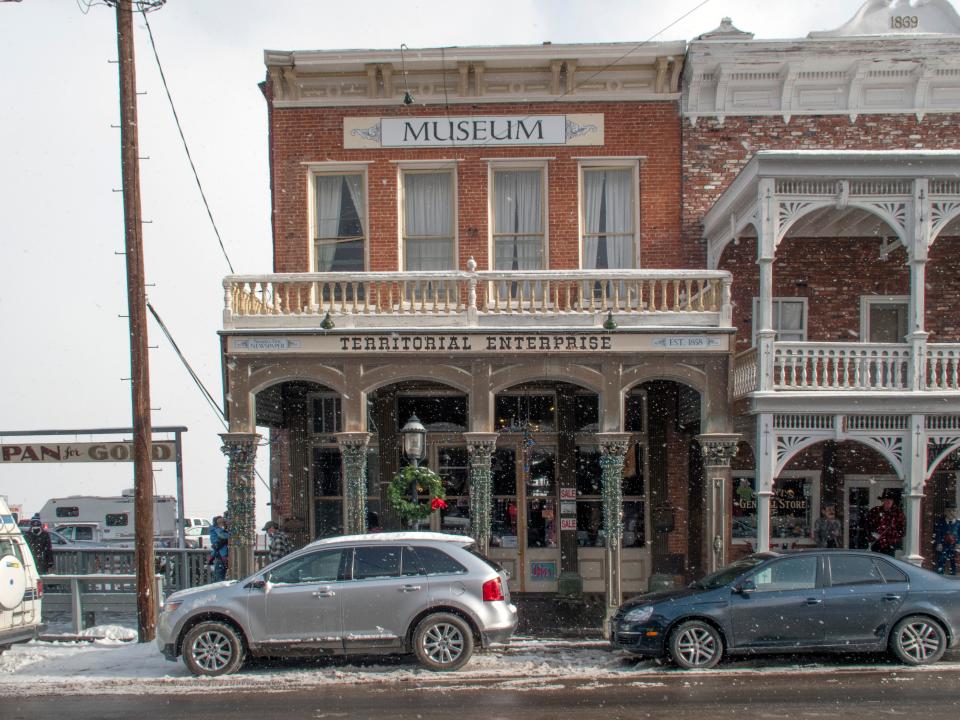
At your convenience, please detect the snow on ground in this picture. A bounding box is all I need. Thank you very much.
[2,631,960,697]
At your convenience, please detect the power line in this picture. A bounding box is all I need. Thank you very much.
[139,7,235,274]
[147,302,271,493]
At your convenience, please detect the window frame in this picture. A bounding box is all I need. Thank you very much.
[860,295,910,343]
[268,548,348,585]
[577,158,641,270]
[751,297,809,344]
[748,554,821,593]
[487,159,549,271]
[307,163,371,273]
[397,163,459,272]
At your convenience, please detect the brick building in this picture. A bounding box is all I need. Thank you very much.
[218,1,960,613]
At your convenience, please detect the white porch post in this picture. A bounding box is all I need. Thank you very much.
[757,178,777,391]
[903,414,926,566]
[908,179,930,391]
[755,413,776,552]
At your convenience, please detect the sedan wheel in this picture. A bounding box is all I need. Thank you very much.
[412,613,474,671]
[182,621,246,676]
[668,620,723,669]
[890,615,946,666]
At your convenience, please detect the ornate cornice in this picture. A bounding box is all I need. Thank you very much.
[265,42,684,107]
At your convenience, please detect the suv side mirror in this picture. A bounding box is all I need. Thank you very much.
[247,573,271,590]
[734,579,756,595]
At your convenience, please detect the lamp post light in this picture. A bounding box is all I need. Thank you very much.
[400,414,427,529]
[401,414,427,467]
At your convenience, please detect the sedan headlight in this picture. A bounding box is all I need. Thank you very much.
[623,605,654,623]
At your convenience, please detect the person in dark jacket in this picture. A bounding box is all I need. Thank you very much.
[866,489,906,557]
[25,518,54,573]
[263,521,293,563]
[934,505,960,575]
[208,515,229,582]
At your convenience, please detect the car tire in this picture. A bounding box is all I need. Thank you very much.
[181,621,246,677]
[668,620,723,670]
[890,615,947,666]
[412,612,474,672]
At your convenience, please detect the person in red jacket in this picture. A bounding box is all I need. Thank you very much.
[866,489,905,557]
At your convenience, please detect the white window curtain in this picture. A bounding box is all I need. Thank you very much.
[494,170,543,271]
[315,174,365,272]
[404,172,454,271]
[582,168,634,269]
[775,300,805,342]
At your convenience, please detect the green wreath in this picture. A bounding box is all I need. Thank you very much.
[387,465,447,524]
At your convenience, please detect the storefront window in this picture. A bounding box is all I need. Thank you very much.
[490,447,518,548]
[495,394,555,432]
[573,395,599,432]
[312,396,342,434]
[397,395,468,432]
[313,448,343,539]
[732,475,815,544]
[438,446,470,536]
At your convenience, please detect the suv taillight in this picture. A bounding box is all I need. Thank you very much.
[482,577,504,602]
[36,580,43,598]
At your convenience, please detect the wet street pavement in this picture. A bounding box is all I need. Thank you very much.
[6,662,960,720]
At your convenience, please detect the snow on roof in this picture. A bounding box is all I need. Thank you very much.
[305,531,474,548]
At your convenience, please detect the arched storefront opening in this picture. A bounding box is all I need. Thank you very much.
[366,380,470,535]
[253,380,342,547]
[730,439,902,560]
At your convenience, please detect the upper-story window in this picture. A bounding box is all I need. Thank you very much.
[492,168,545,270]
[752,297,807,343]
[861,296,909,343]
[580,165,637,269]
[315,173,366,272]
[402,169,456,271]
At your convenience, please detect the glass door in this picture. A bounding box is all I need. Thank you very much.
[487,441,558,592]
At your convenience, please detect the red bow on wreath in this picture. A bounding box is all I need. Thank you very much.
[431,497,448,511]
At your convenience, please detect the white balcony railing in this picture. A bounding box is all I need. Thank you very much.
[731,342,960,397]
[223,269,733,329]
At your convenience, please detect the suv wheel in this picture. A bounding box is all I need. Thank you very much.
[182,621,246,676]
[890,615,946,665]
[412,613,474,671]
[668,620,723,669]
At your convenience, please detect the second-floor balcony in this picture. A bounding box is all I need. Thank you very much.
[733,342,960,396]
[222,267,733,331]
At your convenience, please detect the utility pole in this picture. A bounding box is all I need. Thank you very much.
[114,0,156,642]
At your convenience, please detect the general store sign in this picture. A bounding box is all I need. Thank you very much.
[344,114,604,148]
[229,332,729,355]
[0,442,178,464]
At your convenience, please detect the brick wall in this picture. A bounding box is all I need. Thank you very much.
[266,96,683,273]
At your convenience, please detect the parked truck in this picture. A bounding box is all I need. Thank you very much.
[38,490,178,545]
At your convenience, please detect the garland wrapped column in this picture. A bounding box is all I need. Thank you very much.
[220,432,260,580]
[464,432,498,554]
[599,433,631,623]
[337,432,371,535]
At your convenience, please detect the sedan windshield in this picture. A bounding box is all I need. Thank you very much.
[692,555,770,590]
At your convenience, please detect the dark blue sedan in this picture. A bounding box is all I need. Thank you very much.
[611,550,960,669]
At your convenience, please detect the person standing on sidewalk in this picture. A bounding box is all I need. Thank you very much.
[934,505,960,575]
[263,521,292,563]
[25,517,54,574]
[208,515,229,582]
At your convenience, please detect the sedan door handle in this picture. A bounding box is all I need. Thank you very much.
[883,594,902,601]
[400,584,422,592]
[804,597,823,605]
[312,590,336,598]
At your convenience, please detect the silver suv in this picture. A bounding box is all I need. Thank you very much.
[157,532,517,676]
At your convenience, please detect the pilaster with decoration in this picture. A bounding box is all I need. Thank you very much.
[464,432,498,554]
[337,432,372,535]
[220,432,260,580]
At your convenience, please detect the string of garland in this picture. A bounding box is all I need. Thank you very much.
[387,465,446,524]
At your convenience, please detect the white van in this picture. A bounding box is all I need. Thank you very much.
[0,498,44,654]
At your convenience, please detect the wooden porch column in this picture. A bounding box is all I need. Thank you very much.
[909,179,930,391]
[755,414,776,553]
[903,414,927,566]
[756,178,777,392]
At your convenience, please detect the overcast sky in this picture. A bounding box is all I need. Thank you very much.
[0,0,907,527]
